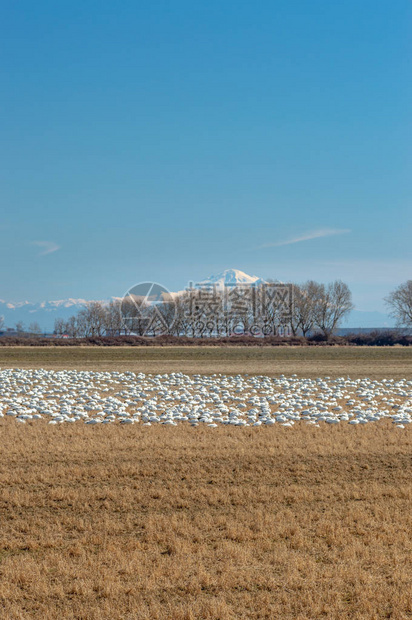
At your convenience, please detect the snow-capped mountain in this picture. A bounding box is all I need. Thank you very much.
[196,268,266,288]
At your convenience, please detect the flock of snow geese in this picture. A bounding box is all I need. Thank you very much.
[0,368,411,429]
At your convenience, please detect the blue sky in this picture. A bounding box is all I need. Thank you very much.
[1,0,411,312]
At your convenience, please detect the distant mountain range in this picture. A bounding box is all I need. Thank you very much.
[0,298,100,332]
[0,269,395,332]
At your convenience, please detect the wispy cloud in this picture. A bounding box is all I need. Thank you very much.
[32,241,61,256]
[259,228,351,249]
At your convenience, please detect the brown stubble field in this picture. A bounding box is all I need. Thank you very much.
[1,420,412,619]
[1,346,412,618]
[0,345,412,378]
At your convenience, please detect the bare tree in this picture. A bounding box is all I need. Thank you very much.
[54,317,66,336]
[230,288,255,335]
[291,281,318,337]
[77,302,107,337]
[170,295,188,336]
[28,321,42,336]
[156,299,177,335]
[258,292,277,336]
[178,288,219,337]
[65,316,80,338]
[385,281,412,328]
[313,280,354,339]
[15,321,25,334]
[0,316,4,331]
[121,296,150,335]
[104,300,124,336]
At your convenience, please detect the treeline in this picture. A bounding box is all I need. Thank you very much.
[2,279,409,343]
[1,331,412,346]
[53,301,123,339]
[53,280,354,340]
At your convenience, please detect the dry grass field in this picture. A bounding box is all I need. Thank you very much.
[1,347,412,618]
[0,345,411,378]
[1,420,412,619]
